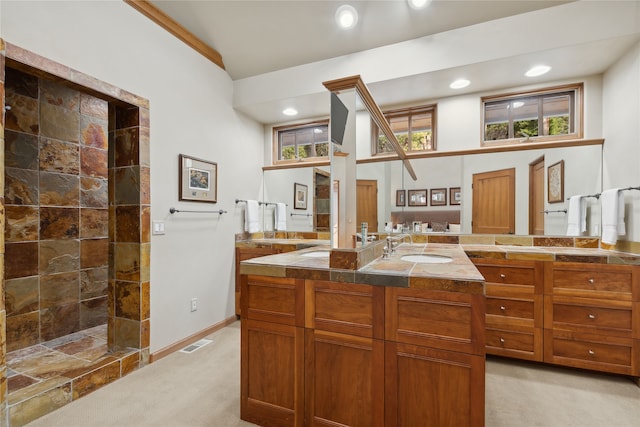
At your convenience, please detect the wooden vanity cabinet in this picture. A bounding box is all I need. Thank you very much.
[242,276,486,427]
[543,262,640,376]
[385,287,486,426]
[235,247,282,315]
[472,258,544,361]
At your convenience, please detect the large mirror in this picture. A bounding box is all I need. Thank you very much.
[263,141,603,237]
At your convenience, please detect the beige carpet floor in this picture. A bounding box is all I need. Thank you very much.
[26,321,640,427]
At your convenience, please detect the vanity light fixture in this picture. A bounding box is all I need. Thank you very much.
[449,78,470,89]
[525,65,551,77]
[282,107,298,116]
[407,0,431,10]
[335,5,358,29]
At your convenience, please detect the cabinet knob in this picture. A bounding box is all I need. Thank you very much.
[588,313,596,320]
[500,338,505,344]
[500,306,506,311]
[588,278,595,284]
[588,349,595,356]
[500,274,506,279]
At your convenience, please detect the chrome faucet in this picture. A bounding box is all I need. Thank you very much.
[384,234,413,257]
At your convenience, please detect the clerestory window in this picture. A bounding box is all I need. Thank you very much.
[482,84,582,145]
[273,121,329,164]
[373,104,436,155]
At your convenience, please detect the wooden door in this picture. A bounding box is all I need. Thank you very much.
[472,168,515,234]
[529,157,545,235]
[357,179,378,232]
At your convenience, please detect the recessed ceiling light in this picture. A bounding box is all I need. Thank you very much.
[449,79,470,89]
[512,101,524,108]
[282,108,298,116]
[407,0,431,10]
[335,5,358,29]
[525,65,551,77]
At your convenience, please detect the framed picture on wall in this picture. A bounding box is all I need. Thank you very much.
[430,188,447,206]
[449,187,461,205]
[547,160,564,203]
[294,183,308,210]
[396,190,406,206]
[179,154,217,203]
[408,189,428,206]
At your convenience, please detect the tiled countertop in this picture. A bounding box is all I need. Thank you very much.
[239,241,640,294]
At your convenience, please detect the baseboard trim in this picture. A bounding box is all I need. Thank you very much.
[149,315,237,363]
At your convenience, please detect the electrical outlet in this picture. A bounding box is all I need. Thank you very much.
[191,298,198,312]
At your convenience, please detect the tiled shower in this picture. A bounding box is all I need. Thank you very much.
[4,67,110,351]
[1,40,151,425]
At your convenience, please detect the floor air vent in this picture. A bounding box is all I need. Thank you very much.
[179,339,213,354]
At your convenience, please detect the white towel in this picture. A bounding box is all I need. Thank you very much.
[275,203,287,231]
[601,188,625,245]
[244,200,260,233]
[566,195,586,236]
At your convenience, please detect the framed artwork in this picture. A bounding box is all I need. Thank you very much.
[294,183,308,210]
[396,190,406,206]
[408,189,428,206]
[179,154,217,203]
[430,188,447,206]
[548,160,564,203]
[449,187,461,205]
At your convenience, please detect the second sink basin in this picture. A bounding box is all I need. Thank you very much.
[401,254,453,264]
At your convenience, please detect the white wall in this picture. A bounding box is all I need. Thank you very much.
[603,41,640,242]
[1,1,265,353]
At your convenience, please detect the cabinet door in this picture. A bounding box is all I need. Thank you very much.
[385,342,485,427]
[241,319,304,427]
[235,247,281,315]
[305,330,384,427]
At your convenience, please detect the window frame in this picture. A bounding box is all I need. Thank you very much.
[371,104,437,157]
[272,120,330,165]
[481,83,583,146]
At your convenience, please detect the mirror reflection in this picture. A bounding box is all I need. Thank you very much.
[263,141,603,237]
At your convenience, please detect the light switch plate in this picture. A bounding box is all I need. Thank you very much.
[152,220,165,235]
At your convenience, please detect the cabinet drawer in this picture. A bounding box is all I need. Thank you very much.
[305,280,384,339]
[486,297,534,320]
[486,328,535,353]
[552,303,632,332]
[476,265,536,286]
[549,263,634,300]
[242,275,304,326]
[385,288,485,355]
[544,331,637,375]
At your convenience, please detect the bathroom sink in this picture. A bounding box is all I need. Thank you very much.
[301,250,330,258]
[400,254,453,264]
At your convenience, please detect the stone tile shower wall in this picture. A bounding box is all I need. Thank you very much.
[4,68,109,351]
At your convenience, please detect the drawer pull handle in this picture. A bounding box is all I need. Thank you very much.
[500,338,505,344]
[500,306,506,311]
[500,274,506,279]
[588,349,595,356]
[588,314,596,320]
[588,278,595,284]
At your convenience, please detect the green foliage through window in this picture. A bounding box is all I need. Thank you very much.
[276,122,329,162]
[483,87,579,143]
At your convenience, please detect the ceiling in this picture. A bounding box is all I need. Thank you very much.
[148,1,640,124]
